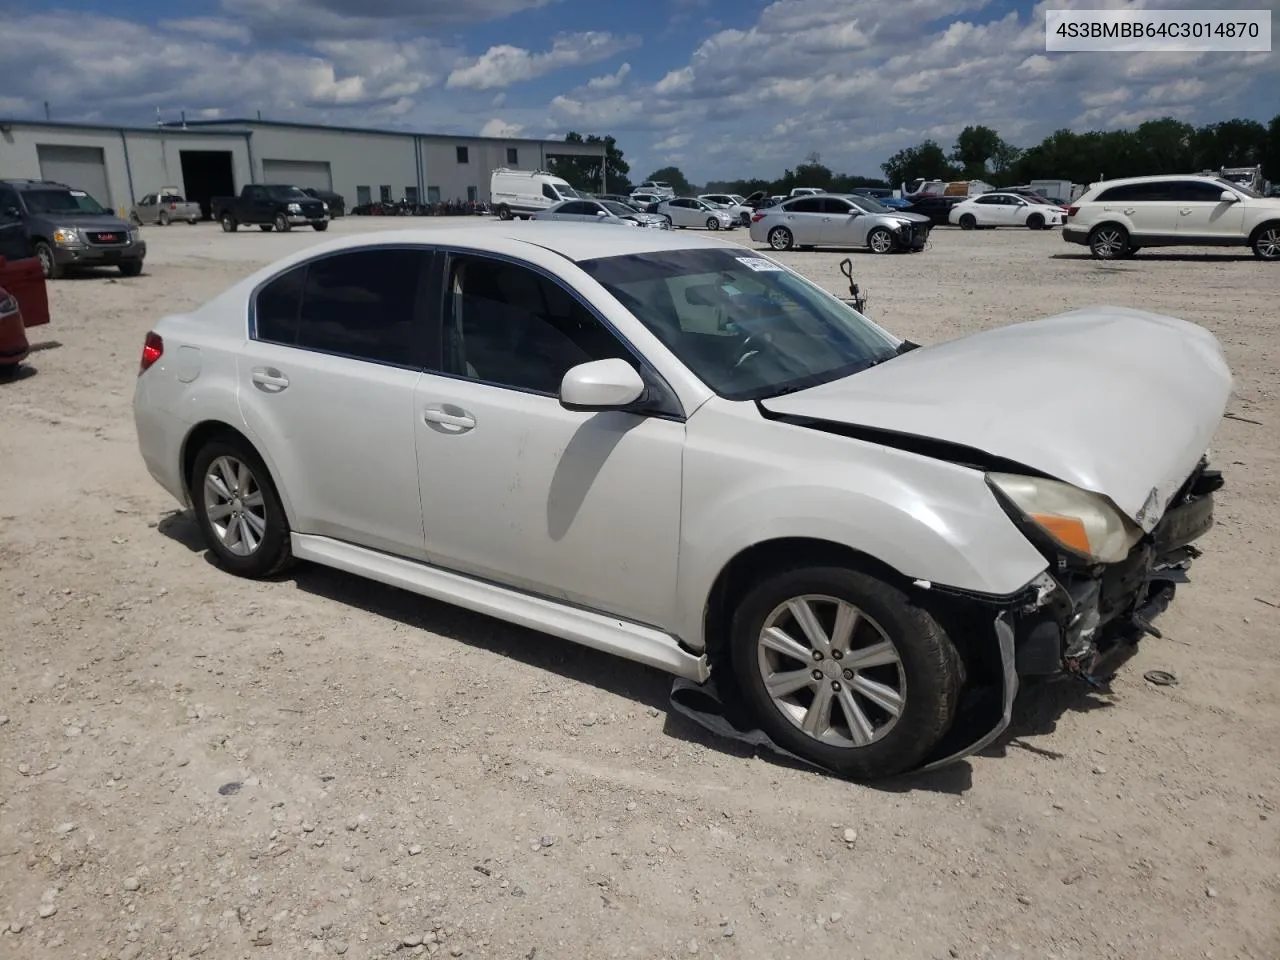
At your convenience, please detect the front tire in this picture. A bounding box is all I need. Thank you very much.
[1027,213,1044,230]
[274,213,291,233]
[1089,224,1129,259]
[1251,223,1280,260]
[191,437,293,579]
[768,226,794,250]
[313,221,328,231]
[706,217,720,231]
[220,214,237,233]
[867,227,895,254]
[729,566,963,780]
[118,261,143,277]
[34,241,63,279]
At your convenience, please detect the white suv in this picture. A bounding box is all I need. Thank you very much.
[1064,174,1280,260]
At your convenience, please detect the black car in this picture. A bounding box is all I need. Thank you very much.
[0,178,146,279]
[904,195,965,226]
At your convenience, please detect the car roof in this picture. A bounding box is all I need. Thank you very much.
[1088,174,1225,189]
[277,222,739,264]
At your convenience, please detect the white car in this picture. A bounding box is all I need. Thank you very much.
[1062,174,1280,260]
[133,224,1231,780]
[699,194,753,226]
[949,192,1065,230]
[655,197,736,230]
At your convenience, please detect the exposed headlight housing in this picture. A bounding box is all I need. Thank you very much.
[52,227,82,245]
[987,473,1142,564]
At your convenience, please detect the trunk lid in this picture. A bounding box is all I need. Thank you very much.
[759,307,1232,529]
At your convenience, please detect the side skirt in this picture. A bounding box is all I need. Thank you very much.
[291,534,711,683]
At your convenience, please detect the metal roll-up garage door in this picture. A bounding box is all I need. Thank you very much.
[37,144,112,208]
[261,160,333,191]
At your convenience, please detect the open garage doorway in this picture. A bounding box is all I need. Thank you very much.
[179,150,234,221]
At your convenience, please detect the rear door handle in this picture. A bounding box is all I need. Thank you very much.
[1179,208,1192,215]
[423,405,476,432]
[251,367,289,392]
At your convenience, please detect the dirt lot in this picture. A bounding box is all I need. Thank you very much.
[2,218,1278,960]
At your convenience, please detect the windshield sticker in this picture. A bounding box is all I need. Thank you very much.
[736,257,782,272]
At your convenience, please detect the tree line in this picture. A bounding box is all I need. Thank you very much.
[548,113,1280,199]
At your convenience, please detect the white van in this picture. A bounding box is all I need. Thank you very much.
[490,168,583,220]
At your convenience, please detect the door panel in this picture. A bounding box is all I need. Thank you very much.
[414,376,684,627]
[1173,181,1245,240]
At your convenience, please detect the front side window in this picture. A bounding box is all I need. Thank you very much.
[1176,180,1231,203]
[441,255,633,395]
[786,198,823,213]
[542,183,560,201]
[821,197,854,214]
[580,247,899,402]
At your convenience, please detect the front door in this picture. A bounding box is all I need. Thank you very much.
[236,246,434,559]
[413,251,684,630]
[1173,180,1246,240]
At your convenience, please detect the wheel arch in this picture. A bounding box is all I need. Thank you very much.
[1248,218,1280,245]
[180,420,296,525]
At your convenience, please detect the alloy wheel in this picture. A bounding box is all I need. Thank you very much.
[769,227,792,250]
[868,229,894,254]
[756,594,905,748]
[35,244,54,278]
[1091,227,1125,258]
[202,456,268,557]
[1256,227,1280,260]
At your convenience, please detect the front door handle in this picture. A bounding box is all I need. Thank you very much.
[423,405,476,432]
[251,367,289,392]
[1179,208,1192,215]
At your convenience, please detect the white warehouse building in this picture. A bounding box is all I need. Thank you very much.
[0,117,607,219]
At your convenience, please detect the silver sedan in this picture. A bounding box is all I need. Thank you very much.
[532,198,670,229]
[748,194,931,253]
[655,198,737,231]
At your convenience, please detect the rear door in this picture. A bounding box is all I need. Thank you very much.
[236,245,435,559]
[1096,180,1178,239]
[778,197,826,243]
[1173,180,1246,241]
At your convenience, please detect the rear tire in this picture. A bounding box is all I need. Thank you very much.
[768,226,794,250]
[1089,224,1129,259]
[958,214,976,230]
[729,566,963,780]
[190,437,294,579]
[496,205,512,221]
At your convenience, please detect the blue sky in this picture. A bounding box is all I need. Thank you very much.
[3,0,1277,182]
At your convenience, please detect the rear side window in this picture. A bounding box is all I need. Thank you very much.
[542,183,559,201]
[1096,181,1175,202]
[254,264,306,344]
[296,249,426,366]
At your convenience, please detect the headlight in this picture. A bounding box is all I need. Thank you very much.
[987,473,1142,563]
[52,227,82,245]
[288,203,301,213]
[128,227,139,242]
[322,202,329,211]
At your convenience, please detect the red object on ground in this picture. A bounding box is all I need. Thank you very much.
[0,282,30,367]
[0,255,50,328]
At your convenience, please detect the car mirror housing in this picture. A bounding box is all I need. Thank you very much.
[559,358,646,412]
[1220,190,1237,203]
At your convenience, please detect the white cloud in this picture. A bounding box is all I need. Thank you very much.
[479,118,526,137]
[446,32,641,90]
[159,17,250,43]
[587,62,631,90]
[219,0,562,40]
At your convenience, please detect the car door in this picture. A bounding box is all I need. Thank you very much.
[236,246,434,559]
[777,197,826,243]
[664,199,692,227]
[1173,180,1246,241]
[967,195,1001,226]
[819,197,864,245]
[413,250,685,629]
[1096,180,1179,239]
[137,194,156,222]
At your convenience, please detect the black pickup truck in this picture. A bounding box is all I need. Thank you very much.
[212,184,330,233]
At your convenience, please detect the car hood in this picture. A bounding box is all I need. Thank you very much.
[877,211,930,225]
[45,213,132,230]
[759,307,1232,530]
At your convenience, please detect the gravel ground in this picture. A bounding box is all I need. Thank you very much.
[2,218,1278,960]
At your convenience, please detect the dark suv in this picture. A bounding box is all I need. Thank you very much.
[0,179,147,279]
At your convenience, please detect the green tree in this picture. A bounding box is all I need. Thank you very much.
[549,132,632,193]
[1265,114,1280,183]
[645,165,694,196]
[881,140,958,187]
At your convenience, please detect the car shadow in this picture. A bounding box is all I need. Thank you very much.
[27,339,62,353]
[0,362,38,383]
[153,509,1131,795]
[1051,252,1258,263]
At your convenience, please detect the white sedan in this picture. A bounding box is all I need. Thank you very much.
[949,192,1066,230]
[133,224,1230,780]
[655,197,737,230]
[698,194,753,226]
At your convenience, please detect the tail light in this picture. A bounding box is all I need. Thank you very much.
[751,213,765,222]
[1065,205,1078,218]
[139,331,163,374]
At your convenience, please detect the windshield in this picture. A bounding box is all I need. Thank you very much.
[847,194,891,214]
[1216,177,1260,198]
[579,247,899,401]
[601,201,636,217]
[23,189,108,215]
[267,186,310,200]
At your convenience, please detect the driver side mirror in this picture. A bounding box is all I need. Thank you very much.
[595,210,608,217]
[3,206,20,219]
[559,358,646,412]
[1220,190,1237,203]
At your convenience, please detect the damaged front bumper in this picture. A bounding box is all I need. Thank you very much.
[670,460,1222,779]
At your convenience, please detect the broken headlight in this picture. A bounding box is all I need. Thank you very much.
[987,473,1142,564]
